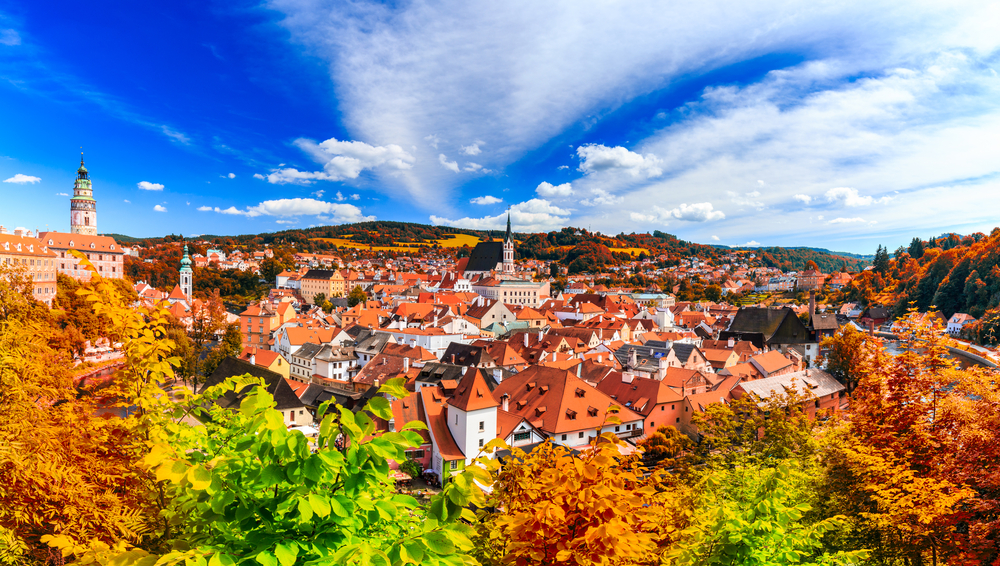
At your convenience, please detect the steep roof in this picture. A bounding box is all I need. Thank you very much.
[441,343,496,367]
[200,357,304,411]
[727,308,793,339]
[419,387,466,460]
[750,350,795,375]
[737,369,844,404]
[448,368,500,412]
[492,365,643,435]
[595,373,681,416]
[464,241,504,273]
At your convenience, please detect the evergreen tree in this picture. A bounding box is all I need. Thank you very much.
[908,237,925,259]
[872,245,890,275]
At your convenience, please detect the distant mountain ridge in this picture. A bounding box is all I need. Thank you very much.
[111,221,870,273]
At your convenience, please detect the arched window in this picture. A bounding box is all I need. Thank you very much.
[85,217,89,226]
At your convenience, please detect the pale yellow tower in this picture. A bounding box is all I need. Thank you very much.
[70,154,98,236]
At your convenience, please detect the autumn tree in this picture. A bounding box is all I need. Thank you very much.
[818,325,881,393]
[819,311,1000,564]
[0,259,166,565]
[348,285,368,307]
[475,433,685,566]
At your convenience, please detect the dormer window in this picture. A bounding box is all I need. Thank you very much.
[90,243,95,249]
[48,239,53,245]
[69,241,74,247]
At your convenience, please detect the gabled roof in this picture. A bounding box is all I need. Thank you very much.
[441,343,496,367]
[492,365,643,435]
[727,307,795,339]
[595,372,681,416]
[464,241,504,273]
[419,387,466,460]
[737,369,845,404]
[749,350,795,375]
[200,357,304,411]
[448,368,500,412]
[167,285,187,300]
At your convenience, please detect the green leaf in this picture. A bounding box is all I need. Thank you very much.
[254,551,278,566]
[208,554,236,566]
[402,541,424,564]
[330,496,349,517]
[308,493,331,518]
[423,531,455,555]
[366,396,392,420]
[187,465,212,491]
[401,420,428,432]
[274,543,298,566]
[298,497,313,522]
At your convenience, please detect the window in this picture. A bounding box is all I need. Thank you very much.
[478,421,485,431]
[578,432,584,439]
[561,434,567,441]
[407,449,424,459]
[455,414,458,425]
[614,426,620,432]
[478,439,484,448]
[513,431,530,442]
[676,418,680,423]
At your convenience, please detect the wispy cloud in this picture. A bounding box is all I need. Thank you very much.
[470,195,502,205]
[154,204,167,212]
[198,198,374,223]
[3,174,40,184]
[138,181,164,191]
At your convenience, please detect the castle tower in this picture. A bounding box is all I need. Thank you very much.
[180,244,193,302]
[70,154,98,236]
[502,210,514,275]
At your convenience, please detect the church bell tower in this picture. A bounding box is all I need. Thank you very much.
[70,154,98,236]
[180,244,193,302]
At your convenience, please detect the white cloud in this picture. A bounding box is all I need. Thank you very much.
[463,162,483,172]
[470,195,502,205]
[267,137,415,185]
[0,29,21,46]
[825,186,891,207]
[424,134,441,149]
[461,141,484,155]
[197,206,212,211]
[431,198,569,232]
[3,174,40,184]
[161,126,190,145]
[438,153,459,173]
[535,181,574,198]
[334,191,346,201]
[154,204,167,212]
[741,241,761,247]
[313,189,325,198]
[200,198,374,223]
[124,199,130,203]
[350,193,360,200]
[670,202,725,222]
[270,0,1000,245]
[55,192,68,196]
[711,235,720,241]
[828,217,867,224]
[793,194,813,204]
[727,190,764,209]
[557,165,569,170]
[253,173,265,180]
[228,173,236,179]
[576,144,662,178]
[581,188,624,206]
[275,220,298,224]
[138,181,164,191]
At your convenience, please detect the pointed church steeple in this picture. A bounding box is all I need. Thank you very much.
[505,210,512,244]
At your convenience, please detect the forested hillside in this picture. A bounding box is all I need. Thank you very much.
[122,222,867,273]
[845,230,1000,341]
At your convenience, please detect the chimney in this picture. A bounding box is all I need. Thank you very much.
[622,372,634,384]
[597,355,603,363]
[502,393,509,412]
[576,362,582,377]
[809,290,816,318]
[728,337,735,348]
[248,348,256,366]
[403,357,409,372]
[451,354,456,364]
[524,332,529,348]
[629,348,637,368]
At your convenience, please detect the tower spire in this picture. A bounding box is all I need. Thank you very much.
[505,207,512,243]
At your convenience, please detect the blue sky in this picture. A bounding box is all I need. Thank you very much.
[1,0,998,253]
